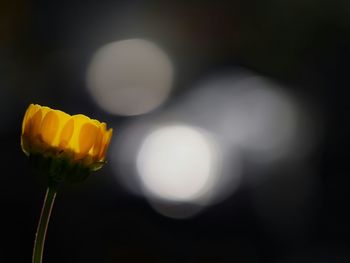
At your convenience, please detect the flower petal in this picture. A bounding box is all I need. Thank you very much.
[30,109,43,140]
[41,111,59,145]
[22,104,41,136]
[92,123,106,158]
[79,122,99,156]
[22,104,35,135]
[59,118,75,149]
[99,128,113,160]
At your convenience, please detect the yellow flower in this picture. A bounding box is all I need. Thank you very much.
[21,104,113,184]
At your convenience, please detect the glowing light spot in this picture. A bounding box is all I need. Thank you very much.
[136,124,220,202]
[87,39,174,116]
[180,71,316,163]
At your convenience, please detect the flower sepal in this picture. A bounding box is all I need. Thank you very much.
[29,153,92,187]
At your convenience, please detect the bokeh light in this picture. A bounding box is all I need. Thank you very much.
[112,118,243,217]
[136,124,220,203]
[178,70,317,164]
[86,39,174,116]
[110,69,318,219]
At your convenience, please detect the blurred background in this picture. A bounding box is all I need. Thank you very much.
[1,0,350,262]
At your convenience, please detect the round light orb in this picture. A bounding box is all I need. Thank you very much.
[87,39,174,116]
[136,124,220,203]
[180,72,314,163]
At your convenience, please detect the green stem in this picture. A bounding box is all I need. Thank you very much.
[32,187,57,263]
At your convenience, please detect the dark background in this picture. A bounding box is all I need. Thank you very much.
[1,0,350,262]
